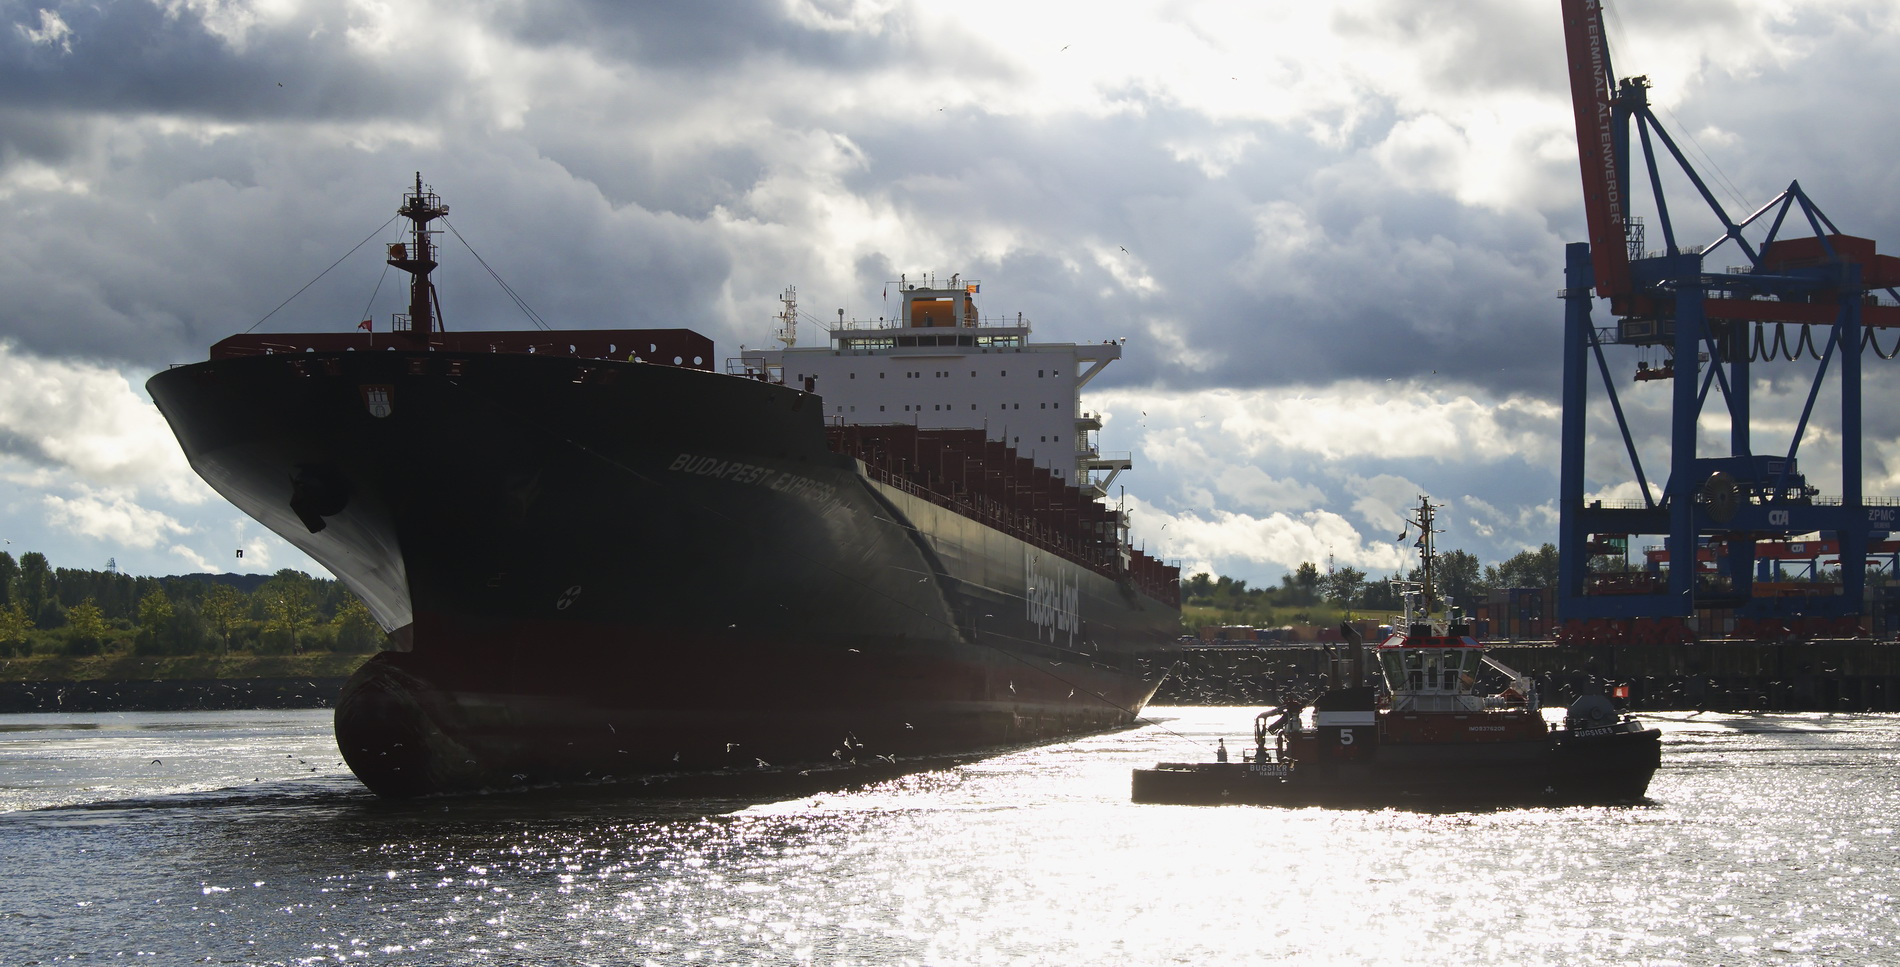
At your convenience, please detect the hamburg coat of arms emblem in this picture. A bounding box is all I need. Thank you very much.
[361,385,394,418]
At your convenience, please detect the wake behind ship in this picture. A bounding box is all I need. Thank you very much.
[146,175,1181,796]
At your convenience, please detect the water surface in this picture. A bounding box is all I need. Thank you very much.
[3,707,1896,965]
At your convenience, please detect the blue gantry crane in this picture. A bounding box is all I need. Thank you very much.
[1554,0,1900,643]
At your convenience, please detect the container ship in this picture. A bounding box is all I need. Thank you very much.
[146,175,1182,796]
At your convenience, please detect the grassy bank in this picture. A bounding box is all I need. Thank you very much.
[0,652,372,683]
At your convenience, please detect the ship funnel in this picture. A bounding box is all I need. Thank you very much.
[1339,621,1365,689]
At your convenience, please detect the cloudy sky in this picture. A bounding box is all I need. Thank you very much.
[3,0,1898,588]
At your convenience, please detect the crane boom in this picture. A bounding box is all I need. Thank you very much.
[1560,0,1631,298]
[1555,0,1894,645]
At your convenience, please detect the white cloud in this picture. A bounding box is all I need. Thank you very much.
[1588,480,1663,507]
[1097,382,1562,467]
[43,490,191,549]
[17,8,73,53]
[0,342,290,575]
[1165,130,1260,179]
[1210,465,1327,514]
[786,0,903,35]
[1129,494,1411,580]
[1084,382,1598,582]
[1456,493,1559,545]
[1347,473,1429,537]
[167,542,217,573]
[0,342,209,504]
[235,533,275,570]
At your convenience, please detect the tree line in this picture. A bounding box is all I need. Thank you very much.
[0,551,385,658]
[1181,538,1879,632]
[1181,544,1563,628]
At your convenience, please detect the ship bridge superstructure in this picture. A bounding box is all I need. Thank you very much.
[738,276,1130,498]
[1375,634,1489,713]
[1374,632,1537,714]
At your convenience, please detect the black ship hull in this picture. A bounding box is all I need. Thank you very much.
[148,348,1180,796]
[1131,726,1662,808]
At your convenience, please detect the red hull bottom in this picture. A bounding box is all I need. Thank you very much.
[338,645,1152,797]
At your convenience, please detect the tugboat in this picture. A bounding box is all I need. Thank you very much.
[1132,497,1661,807]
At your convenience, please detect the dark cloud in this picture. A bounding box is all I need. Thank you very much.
[0,1,432,130]
[0,105,86,165]
[1332,0,1566,97]
[0,427,53,466]
[3,0,1890,403]
[818,100,1569,395]
[514,113,771,220]
[494,0,915,71]
[419,165,737,335]
[0,140,741,370]
[1,0,1896,582]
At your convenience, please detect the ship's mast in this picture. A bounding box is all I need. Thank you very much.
[1398,495,1441,623]
[386,172,450,345]
[775,286,798,347]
